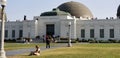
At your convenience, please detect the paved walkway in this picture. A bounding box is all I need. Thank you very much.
[6,43,67,56]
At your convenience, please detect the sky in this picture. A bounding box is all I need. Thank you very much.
[5,0,120,21]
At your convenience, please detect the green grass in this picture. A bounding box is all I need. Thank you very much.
[7,43,120,58]
[5,43,62,51]
[4,43,45,50]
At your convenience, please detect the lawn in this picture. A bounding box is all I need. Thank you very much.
[7,43,120,58]
[4,43,63,50]
[4,43,46,51]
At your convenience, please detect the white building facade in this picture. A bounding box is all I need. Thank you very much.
[1,1,120,40]
[1,20,38,39]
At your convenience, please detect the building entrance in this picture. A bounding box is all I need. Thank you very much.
[46,24,55,36]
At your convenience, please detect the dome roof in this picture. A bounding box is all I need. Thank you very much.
[57,1,93,18]
[117,5,120,17]
[40,8,70,16]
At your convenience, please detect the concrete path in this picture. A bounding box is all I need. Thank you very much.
[6,43,67,56]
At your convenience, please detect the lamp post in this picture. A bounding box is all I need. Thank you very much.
[68,22,72,47]
[0,0,7,58]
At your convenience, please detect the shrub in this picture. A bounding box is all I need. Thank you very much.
[88,39,96,43]
[75,38,79,42]
[16,37,22,40]
[36,36,40,39]
[98,40,110,43]
[118,40,120,43]
[60,38,68,40]
[4,39,16,42]
[108,39,117,43]
[80,39,88,42]
[56,39,77,43]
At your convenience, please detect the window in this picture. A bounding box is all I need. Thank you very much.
[110,29,114,38]
[19,30,23,38]
[81,29,85,38]
[12,30,15,38]
[90,29,94,38]
[100,29,104,38]
[5,30,8,38]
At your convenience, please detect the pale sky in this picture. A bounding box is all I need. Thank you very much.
[5,0,120,21]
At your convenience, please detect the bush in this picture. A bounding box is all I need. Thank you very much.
[36,36,40,39]
[88,39,96,43]
[16,37,22,40]
[117,40,120,43]
[76,38,79,42]
[79,39,88,42]
[56,38,77,43]
[4,39,16,42]
[60,38,68,40]
[108,39,117,43]
[98,40,110,43]
[56,40,77,43]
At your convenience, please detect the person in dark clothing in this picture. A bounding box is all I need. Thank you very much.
[46,35,51,48]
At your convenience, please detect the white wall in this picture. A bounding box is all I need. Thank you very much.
[36,16,62,37]
[2,15,120,41]
[60,19,77,39]
[77,19,120,40]
[4,21,23,39]
[23,20,37,38]
[0,20,37,39]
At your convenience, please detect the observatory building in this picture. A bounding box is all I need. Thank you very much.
[1,1,120,41]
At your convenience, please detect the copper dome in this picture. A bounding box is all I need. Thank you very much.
[58,1,93,18]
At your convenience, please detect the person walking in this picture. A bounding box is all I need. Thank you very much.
[46,35,51,48]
